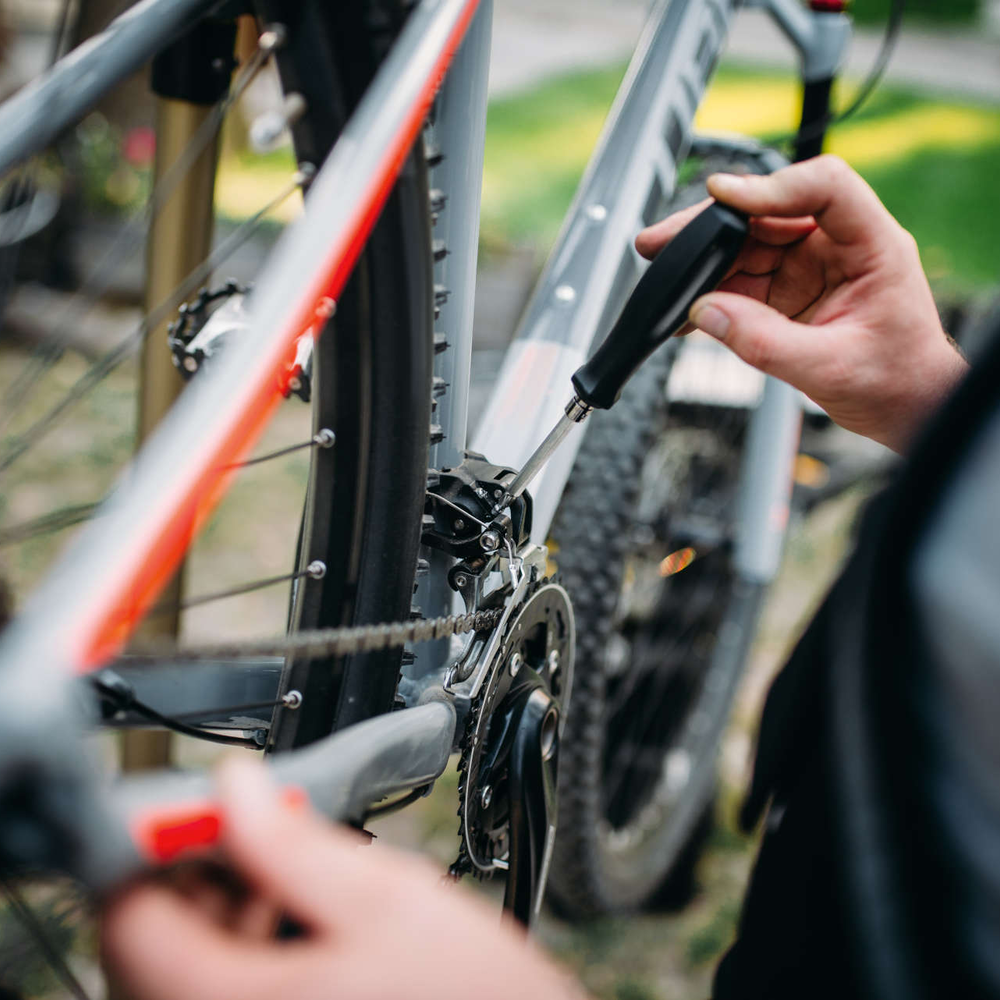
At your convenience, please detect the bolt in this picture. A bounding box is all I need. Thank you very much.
[183,356,198,373]
[480,785,493,810]
[295,163,317,187]
[314,428,336,448]
[258,23,287,53]
[454,573,469,590]
[547,650,560,674]
[253,729,268,746]
[493,489,503,500]
[306,560,326,579]
[453,518,466,532]
[509,652,523,677]
[480,529,501,553]
[288,376,302,392]
[282,690,303,709]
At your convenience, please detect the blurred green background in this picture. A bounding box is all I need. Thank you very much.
[480,64,1000,296]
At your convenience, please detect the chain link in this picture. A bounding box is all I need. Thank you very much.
[132,609,504,662]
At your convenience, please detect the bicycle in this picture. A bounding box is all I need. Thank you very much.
[0,0,900,990]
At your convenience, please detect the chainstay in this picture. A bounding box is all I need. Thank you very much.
[131,609,503,661]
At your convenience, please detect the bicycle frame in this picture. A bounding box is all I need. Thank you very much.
[0,0,849,892]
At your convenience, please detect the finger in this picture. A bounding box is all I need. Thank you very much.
[102,884,284,1000]
[707,156,895,249]
[635,197,712,258]
[717,271,773,302]
[749,215,817,245]
[689,291,832,386]
[214,757,377,929]
[234,894,281,940]
[736,239,783,277]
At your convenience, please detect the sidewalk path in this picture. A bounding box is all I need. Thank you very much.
[490,0,999,103]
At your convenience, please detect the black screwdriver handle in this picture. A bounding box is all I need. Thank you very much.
[571,201,749,410]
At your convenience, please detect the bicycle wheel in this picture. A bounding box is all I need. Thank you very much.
[0,0,432,748]
[259,0,435,750]
[547,164,767,918]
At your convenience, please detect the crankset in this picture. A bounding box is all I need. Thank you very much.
[451,579,574,926]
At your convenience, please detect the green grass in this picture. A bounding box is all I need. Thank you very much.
[866,142,1000,294]
[481,61,1000,296]
[850,0,982,27]
[482,64,626,249]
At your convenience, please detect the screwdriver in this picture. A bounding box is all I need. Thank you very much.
[495,200,748,514]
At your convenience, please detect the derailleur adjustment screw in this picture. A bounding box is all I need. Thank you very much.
[258,23,287,54]
[282,690,303,709]
[306,560,327,580]
[547,650,560,674]
[508,652,523,677]
[480,529,501,553]
[480,785,493,810]
[313,428,336,448]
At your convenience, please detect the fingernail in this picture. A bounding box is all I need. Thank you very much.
[690,299,729,341]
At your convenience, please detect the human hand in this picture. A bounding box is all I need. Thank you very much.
[636,155,968,452]
[102,758,588,1000]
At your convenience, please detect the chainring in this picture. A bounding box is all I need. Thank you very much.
[451,579,575,876]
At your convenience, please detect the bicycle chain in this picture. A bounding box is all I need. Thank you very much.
[131,608,503,661]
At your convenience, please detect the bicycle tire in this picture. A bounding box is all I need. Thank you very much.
[547,165,767,917]
[247,0,434,751]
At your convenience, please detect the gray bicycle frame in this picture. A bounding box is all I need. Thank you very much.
[0,0,849,892]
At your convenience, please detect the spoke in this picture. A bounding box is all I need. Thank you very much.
[0,878,92,1000]
[0,501,100,546]
[149,559,326,616]
[0,31,282,438]
[0,171,308,473]
[229,428,335,469]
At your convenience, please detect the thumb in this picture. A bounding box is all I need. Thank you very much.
[689,292,828,386]
[214,756,372,930]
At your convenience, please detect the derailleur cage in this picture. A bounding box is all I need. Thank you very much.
[422,453,532,569]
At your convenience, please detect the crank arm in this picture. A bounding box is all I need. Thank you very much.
[503,682,560,927]
[497,201,748,512]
